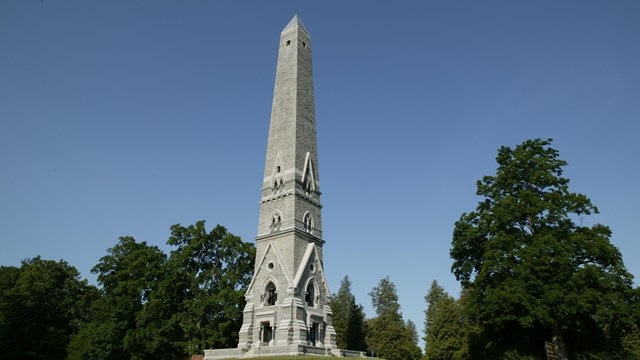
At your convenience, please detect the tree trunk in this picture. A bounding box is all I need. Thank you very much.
[552,321,568,360]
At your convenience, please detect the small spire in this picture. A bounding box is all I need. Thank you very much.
[283,14,309,34]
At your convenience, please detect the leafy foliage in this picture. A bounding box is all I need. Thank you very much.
[367,276,422,360]
[331,275,367,351]
[0,258,98,360]
[450,138,640,358]
[621,324,640,358]
[404,319,424,360]
[424,280,469,360]
[167,221,255,352]
[68,236,174,360]
[68,221,255,359]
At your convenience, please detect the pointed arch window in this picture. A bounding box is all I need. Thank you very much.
[304,177,312,195]
[305,281,316,307]
[271,151,285,194]
[303,212,314,234]
[301,152,316,196]
[270,212,282,233]
[265,282,277,306]
[272,178,284,194]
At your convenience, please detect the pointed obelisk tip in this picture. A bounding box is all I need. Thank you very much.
[283,14,309,33]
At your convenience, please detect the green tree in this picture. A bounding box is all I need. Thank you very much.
[621,322,640,359]
[424,280,468,360]
[405,319,424,360]
[68,236,174,360]
[0,257,98,360]
[68,222,255,359]
[0,265,21,341]
[167,221,255,353]
[331,275,367,351]
[450,138,639,359]
[367,276,422,360]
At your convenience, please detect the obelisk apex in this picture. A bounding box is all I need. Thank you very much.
[283,14,309,33]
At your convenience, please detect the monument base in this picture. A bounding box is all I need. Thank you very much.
[203,345,367,359]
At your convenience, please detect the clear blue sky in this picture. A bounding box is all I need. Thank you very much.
[2,0,639,345]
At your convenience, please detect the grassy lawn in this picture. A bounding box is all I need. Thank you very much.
[222,357,353,360]
[222,357,329,360]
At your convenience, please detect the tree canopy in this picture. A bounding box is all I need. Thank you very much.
[68,221,255,359]
[450,138,640,359]
[68,236,173,360]
[331,275,367,351]
[424,280,468,360]
[167,221,255,352]
[0,257,98,360]
[367,276,422,360]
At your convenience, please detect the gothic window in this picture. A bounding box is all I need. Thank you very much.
[304,178,312,195]
[305,282,315,307]
[302,152,316,196]
[270,212,281,232]
[272,178,284,194]
[272,151,285,194]
[265,282,277,306]
[303,212,313,234]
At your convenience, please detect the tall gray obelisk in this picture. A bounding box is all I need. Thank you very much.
[235,15,337,354]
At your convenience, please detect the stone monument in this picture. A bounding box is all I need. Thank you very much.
[205,15,365,359]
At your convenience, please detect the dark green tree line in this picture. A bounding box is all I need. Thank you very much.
[68,221,255,359]
[0,220,254,360]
